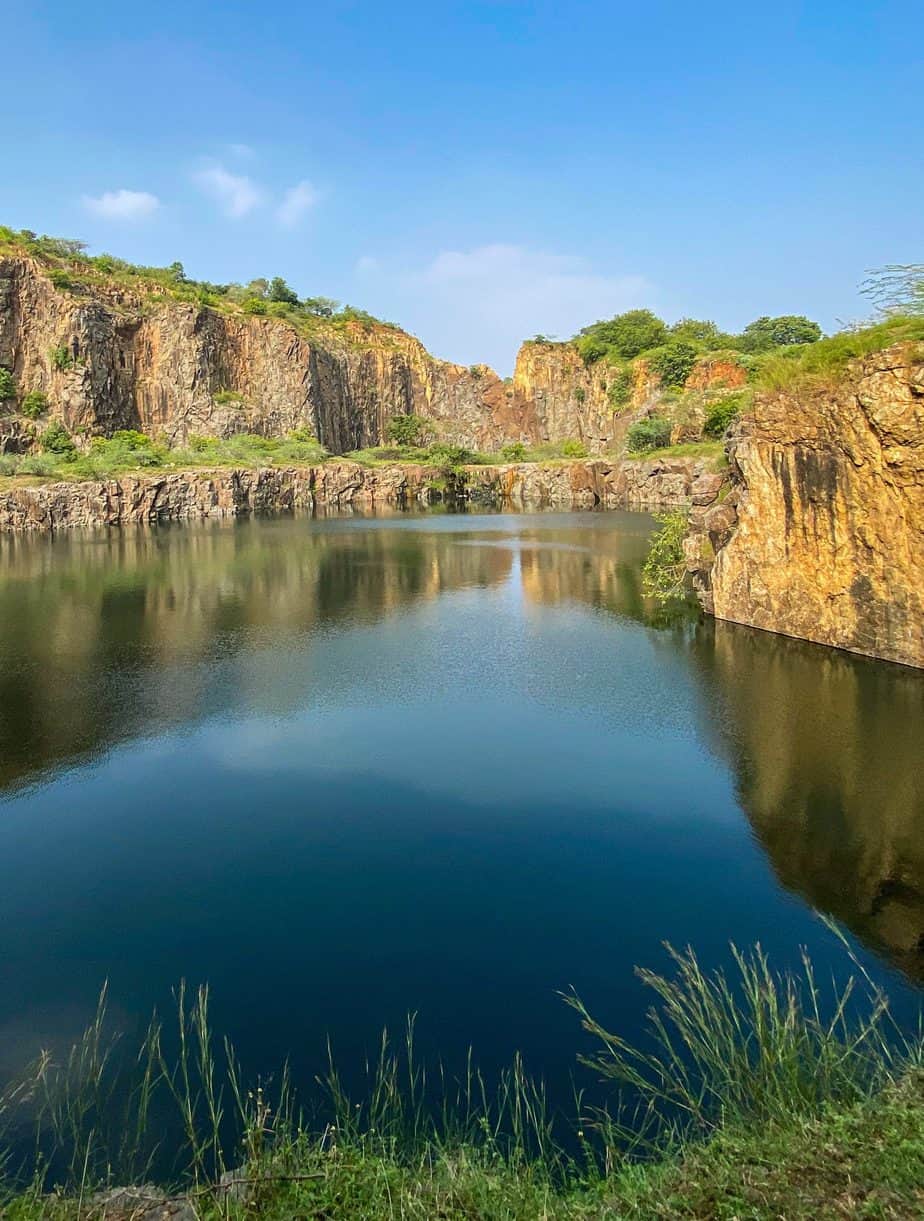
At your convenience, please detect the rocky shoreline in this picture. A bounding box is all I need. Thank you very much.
[0,455,722,532]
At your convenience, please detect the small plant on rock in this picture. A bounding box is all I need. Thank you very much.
[703,393,746,438]
[642,511,689,602]
[561,439,588,458]
[40,420,77,458]
[20,390,49,418]
[0,367,15,400]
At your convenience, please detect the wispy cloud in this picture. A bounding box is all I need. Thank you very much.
[390,244,652,373]
[82,189,161,221]
[193,163,263,218]
[276,180,319,228]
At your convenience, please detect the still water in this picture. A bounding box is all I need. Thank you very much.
[0,510,922,1109]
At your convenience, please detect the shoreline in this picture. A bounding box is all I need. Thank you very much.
[0,455,722,533]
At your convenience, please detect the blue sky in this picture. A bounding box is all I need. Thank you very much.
[4,1,922,372]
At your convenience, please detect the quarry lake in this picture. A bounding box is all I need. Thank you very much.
[1,509,922,1115]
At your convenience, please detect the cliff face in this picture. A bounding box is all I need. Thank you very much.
[691,343,924,669]
[507,341,743,453]
[0,257,517,453]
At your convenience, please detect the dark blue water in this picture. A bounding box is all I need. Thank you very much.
[0,510,922,1114]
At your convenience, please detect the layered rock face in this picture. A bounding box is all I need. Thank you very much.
[0,456,713,531]
[691,344,924,669]
[0,257,516,452]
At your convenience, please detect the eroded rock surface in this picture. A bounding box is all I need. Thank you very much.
[689,343,924,669]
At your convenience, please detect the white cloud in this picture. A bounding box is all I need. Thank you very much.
[82,189,161,221]
[276,180,319,228]
[193,163,263,218]
[391,244,652,374]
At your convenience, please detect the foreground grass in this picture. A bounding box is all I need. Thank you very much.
[5,1076,923,1218]
[0,934,920,1219]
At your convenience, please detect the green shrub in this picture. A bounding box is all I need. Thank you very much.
[20,389,49,418]
[427,442,475,470]
[287,427,318,444]
[561,439,588,458]
[50,345,73,370]
[703,393,745,438]
[574,386,585,403]
[242,297,267,316]
[40,420,76,458]
[640,511,688,601]
[386,414,427,446]
[500,441,527,461]
[0,367,15,399]
[607,366,633,408]
[626,415,672,453]
[213,389,246,405]
[48,268,72,290]
[649,341,698,388]
[188,434,219,453]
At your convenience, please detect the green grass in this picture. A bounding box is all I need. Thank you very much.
[0,933,920,1219]
[752,313,924,393]
[622,439,725,464]
[0,431,330,483]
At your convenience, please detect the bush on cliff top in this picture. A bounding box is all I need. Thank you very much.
[572,309,824,375]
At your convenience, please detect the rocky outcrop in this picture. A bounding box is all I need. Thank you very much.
[0,257,515,452]
[0,456,713,531]
[506,342,745,454]
[689,343,924,669]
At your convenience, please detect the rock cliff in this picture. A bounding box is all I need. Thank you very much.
[0,256,517,452]
[0,255,741,456]
[689,342,924,669]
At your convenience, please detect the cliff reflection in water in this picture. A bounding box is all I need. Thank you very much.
[688,623,924,982]
[1,511,922,983]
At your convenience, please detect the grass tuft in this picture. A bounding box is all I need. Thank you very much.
[0,932,920,1218]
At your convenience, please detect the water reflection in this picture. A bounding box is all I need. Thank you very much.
[689,623,924,981]
[1,511,922,987]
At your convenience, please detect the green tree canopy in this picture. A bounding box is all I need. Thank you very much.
[739,315,822,351]
[268,276,299,305]
[649,341,698,387]
[578,309,668,359]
